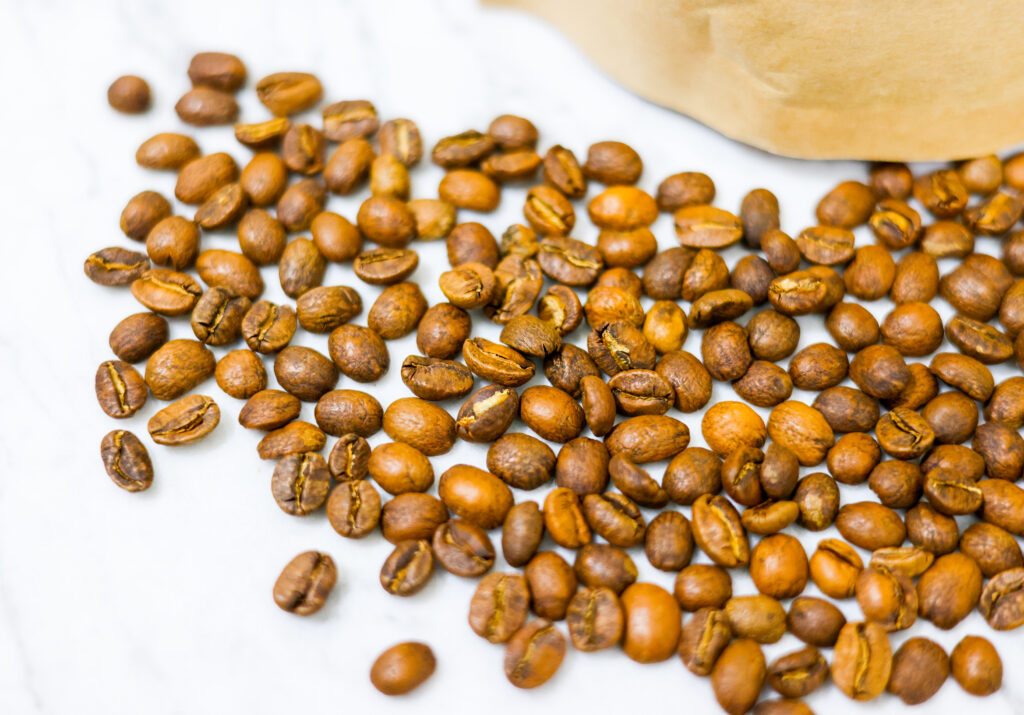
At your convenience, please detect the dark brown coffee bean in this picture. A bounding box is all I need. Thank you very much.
[731,361,792,408]
[885,362,939,410]
[906,502,960,554]
[369,642,435,697]
[380,539,434,597]
[439,465,513,529]
[278,238,326,299]
[456,384,519,443]
[504,619,566,688]
[786,596,846,648]
[767,646,828,699]
[880,301,943,356]
[607,369,673,416]
[605,415,690,463]
[194,183,248,230]
[383,398,455,456]
[487,254,544,324]
[502,501,544,567]
[368,282,427,340]
[144,339,214,400]
[399,356,472,401]
[655,172,715,212]
[691,494,749,568]
[720,447,765,507]
[326,479,380,538]
[237,209,286,267]
[875,406,935,459]
[147,394,219,446]
[500,314,561,358]
[120,191,172,241]
[962,523,1024,578]
[921,221,974,258]
[745,309,800,361]
[316,389,383,438]
[100,430,153,492]
[274,346,337,402]
[325,325,388,383]
[544,344,601,397]
[678,606,731,677]
[671,565,731,613]
[850,344,910,399]
[272,452,330,515]
[294,286,362,334]
[760,443,799,499]
[794,473,840,530]
[95,360,147,418]
[582,493,645,548]
[580,375,615,437]
[520,386,584,443]
[941,263,1003,322]
[543,145,586,198]
[433,519,495,577]
[258,423,325,464]
[351,248,417,286]
[643,511,693,571]
[918,553,983,629]
[887,638,949,705]
[187,51,245,91]
[462,337,533,386]
[176,153,238,205]
[136,133,199,170]
[767,270,832,316]
[974,422,1024,481]
[239,301,295,354]
[273,551,336,615]
[325,434,370,482]
[921,391,978,444]
[486,433,554,491]
[574,543,636,593]
[824,302,877,352]
[868,459,922,508]
[277,179,326,233]
[922,443,986,480]
[238,389,300,431]
[566,587,623,652]
[817,180,874,228]
[663,447,722,505]
[812,386,879,434]
[415,304,471,360]
[190,288,249,346]
[85,247,150,287]
[280,123,325,175]
[368,442,433,495]
[469,572,530,643]
[831,621,892,701]
[323,138,374,195]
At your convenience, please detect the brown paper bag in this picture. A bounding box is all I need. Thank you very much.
[487,0,1024,161]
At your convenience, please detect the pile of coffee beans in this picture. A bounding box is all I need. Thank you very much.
[92,53,1024,711]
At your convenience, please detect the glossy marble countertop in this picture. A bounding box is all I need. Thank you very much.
[1,0,1021,712]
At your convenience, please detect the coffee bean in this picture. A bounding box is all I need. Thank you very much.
[370,642,436,696]
[326,325,389,383]
[175,86,238,126]
[145,216,200,270]
[886,637,949,705]
[100,430,153,492]
[767,646,828,699]
[383,397,456,456]
[487,433,554,491]
[605,415,690,463]
[380,539,434,597]
[439,170,499,212]
[544,344,601,397]
[277,180,326,233]
[588,187,657,232]
[95,360,148,418]
[176,153,238,205]
[433,519,495,578]
[274,346,338,401]
[191,288,250,346]
[145,339,215,400]
[272,551,336,615]
[749,534,807,599]
[566,586,623,652]
[787,596,846,648]
[136,133,199,170]
[620,582,681,663]
[455,384,518,443]
[582,493,645,548]
[85,247,150,287]
[917,553,982,629]
[108,75,150,113]
[438,465,513,529]
[315,389,383,438]
[368,283,427,340]
[469,572,530,643]
[368,442,433,495]
[488,115,538,152]
[868,200,922,250]
[326,480,381,538]
[195,249,263,299]
[414,304,471,360]
[234,118,290,149]
[809,538,862,599]
[238,209,286,265]
[148,394,219,446]
[256,72,321,115]
[679,606,731,676]
[120,191,172,240]
[462,337,533,387]
[724,594,786,643]
[643,511,693,571]
[543,487,591,549]
[869,546,934,578]
[741,500,800,535]
[295,286,362,334]
[974,421,1024,480]
[691,494,749,568]
[271,452,330,515]
[855,565,918,631]
[583,141,642,185]
[502,501,544,567]
[238,389,300,431]
[381,493,448,544]
[241,301,296,354]
[950,636,1002,696]
[279,238,326,298]
[794,473,840,530]
[835,502,906,551]
[352,248,418,286]
[572,544,636,596]
[524,551,576,620]
[961,523,1024,577]
[913,169,967,218]
[831,621,892,701]
[655,172,714,212]
[504,620,566,688]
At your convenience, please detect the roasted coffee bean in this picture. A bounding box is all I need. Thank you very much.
[326,480,381,538]
[849,344,910,400]
[584,285,643,330]
[368,283,428,340]
[887,637,949,705]
[439,169,499,212]
[885,362,939,410]
[718,447,764,507]
[258,426,323,468]
[144,216,200,270]
[276,179,326,233]
[579,375,615,437]
[499,315,561,358]
[596,227,657,268]
[439,262,496,309]
[678,606,732,677]
[554,437,609,495]
[605,414,690,463]
[504,620,566,689]
[855,565,917,631]
[921,220,974,258]
[868,200,921,250]
[100,430,153,492]
[234,117,290,149]
[643,511,693,571]
[689,289,754,329]
[438,465,513,529]
[947,315,1014,364]
[767,646,828,699]
[741,500,800,535]
[544,344,601,397]
[147,394,220,446]
[701,401,766,457]
[431,129,495,168]
[381,493,448,544]
[566,586,623,652]
[487,433,556,491]
[794,473,840,530]
[607,369,673,416]
[680,249,730,301]
[95,360,148,418]
[324,138,374,195]
[446,223,499,268]
[190,288,249,346]
[796,225,855,265]
[368,442,433,495]
[351,248,417,286]
[606,454,667,508]
[654,172,714,213]
[621,582,681,663]
[85,247,150,287]
[380,539,434,596]
[400,356,472,401]
[108,75,150,113]
[324,325,388,383]
[136,133,200,170]
[433,519,495,577]
[238,389,300,431]
[255,72,321,115]
[325,434,370,482]
[187,51,245,91]
[144,339,215,400]
[710,640,767,715]
[834,502,905,551]
[964,189,1023,234]
[662,447,721,506]
[237,209,286,266]
[176,153,238,205]
[913,169,968,218]
[641,247,693,299]
[958,154,1003,193]
[537,285,584,335]
[538,487,589,549]
[524,551,576,620]
[787,596,846,648]
[941,263,1003,322]
[809,538,862,599]
[239,301,295,354]
[120,191,172,240]
[518,386,583,443]
[767,269,837,316]
[749,534,808,599]
[905,502,960,555]
[502,501,544,567]
[481,149,542,183]
[587,187,657,232]
[456,384,519,443]
[672,565,731,612]
[365,154,408,199]
[869,546,934,578]
[815,180,873,228]
[673,205,742,249]
[961,523,1024,577]
[866,459,921,508]
[922,443,986,479]
[274,346,337,402]
[730,255,775,305]
[811,388,878,435]
[417,304,472,360]
[540,145,586,197]
[640,301,687,355]
[582,141,642,185]
[979,567,1024,630]
[724,595,786,644]
[831,621,892,701]
[581,493,645,548]
[272,551,336,615]
[356,196,416,248]
[383,397,455,456]
[974,421,1024,480]
[743,312,800,364]
[950,636,1002,696]
[923,468,983,515]
[875,407,935,459]
[194,183,248,230]
[928,353,992,403]
[656,351,711,411]
[917,553,982,629]
[370,642,436,696]
[700,321,750,381]
[462,338,534,386]
[469,572,530,643]
[691,494,749,568]
[321,99,378,142]
[315,389,383,439]
[271,452,330,515]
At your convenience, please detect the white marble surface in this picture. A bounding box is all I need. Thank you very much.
[1,0,1023,712]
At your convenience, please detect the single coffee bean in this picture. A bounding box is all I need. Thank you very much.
[787,596,846,647]
[175,86,238,125]
[794,473,840,530]
[583,140,642,185]
[620,582,681,663]
[368,442,433,495]
[543,487,591,549]
[327,433,371,481]
[352,248,418,285]
[917,553,983,629]
[663,447,722,505]
[701,401,766,457]
[272,551,336,615]
[85,247,150,287]
[456,384,520,443]
[271,452,330,515]
[277,179,326,233]
[320,99,378,142]
[679,606,732,676]
[673,205,742,249]
[789,342,848,391]
[502,501,545,567]
[733,361,793,408]
[814,386,880,434]
[809,538,863,599]
[749,534,808,600]
[238,209,286,266]
[148,394,219,446]
[524,551,576,620]
[582,492,646,548]
[711,640,767,715]
[691,494,749,568]
[95,360,148,418]
[947,315,1014,364]
[504,620,566,689]
[462,337,533,386]
[887,637,949,705]
[175,153,238,205]
[274,346,338,402]
[145,216,200,270]
[187,51,245,90]
[605,414,690,463]
[724,595,786,644]
[940,263,1003,322]
[135,133,199,170]
[380,493,448,543]
[906,502,961,554]
[765,401,833,466]
[315,389,383,438]
[144,339,214,400]
[974,421,1024,480]
[855,565,918,631]
[816,180,874,228]
[368,283,428,340]
[324,138,374,195]
[194,182,248,230]
[950,636,1002,696]
[587,186,657,231]
[380,539,434,597]
[869,546,934,578]
[609,453,669,508]
[825,302,878,352]
[326,480,381,538]
[544,344,601,397]
[439,169,500,212]
[278,238,326,298]
[241,301,296,354]
[383,397,456,456]
[875,407,935,459]
[281,123,325,175]
[191,288,250,346]
[741,500,800,535]
[961,523,1024,577]
[100,430,153,492]
[921,391,978,444]
[930,352,994,401]
[327,325,389,383]
[538,285,585,335]
[255,71,321,115]
[400,356,473,401]
[850,345,911,399]
[923,468,983,515]
[433,519,495,578]
[673,565,731,611]
[469,572,530,643]
[836,502,906,550]
[913,169,968,218]
[644,511,693,571]
[767,646,828,699]
[438,465,513,529]
[416,304,471,360]
[370,642,436,696]
[120,191,172,240]
[760,443,800,499]
[701,321,751,381]
[656,172,714,212]
[107,75,150,113]
[487,433,555,491]
[868,200,922,250]
[831,621,892,701]
[238,390,300,431]
[566,587,623,652]
[572,544,635,595]
[885,362,939,410]
[234,117,290,149]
